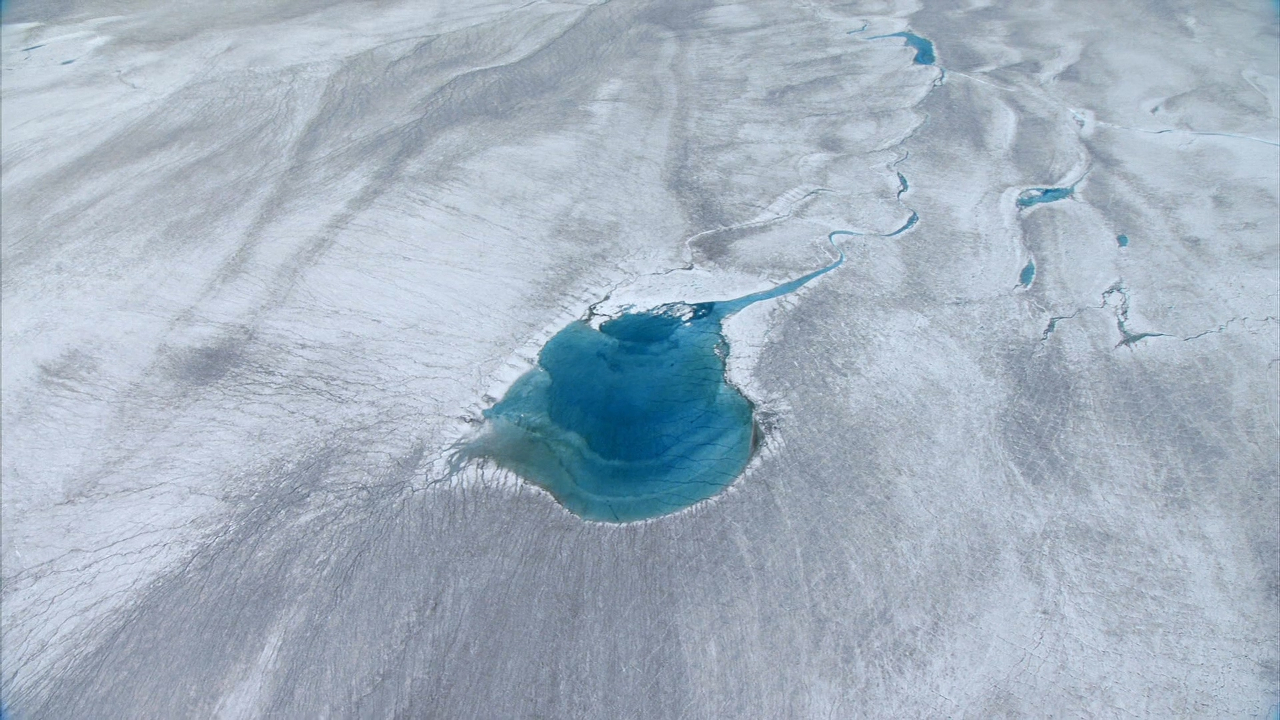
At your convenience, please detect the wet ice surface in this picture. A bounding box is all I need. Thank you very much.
[2,0,1278,717]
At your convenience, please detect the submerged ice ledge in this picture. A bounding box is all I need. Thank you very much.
[457,237,845,522]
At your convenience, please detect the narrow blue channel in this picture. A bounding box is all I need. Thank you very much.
[885,211,918,236]
[466,237,845,522]
[1017,186,1073,207]
[1019,260,1036,286]
[871,32,936,65]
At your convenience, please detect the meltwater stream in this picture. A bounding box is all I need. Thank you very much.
[464,236,846,522]
[870,31,936,65]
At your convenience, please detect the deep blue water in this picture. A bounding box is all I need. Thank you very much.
[1019,260,1036,286]
[1116,234,1129,247]
[897,173,909,196]
[1017,186,1073,207]
[467,237,845,522]
[872,32,936,65]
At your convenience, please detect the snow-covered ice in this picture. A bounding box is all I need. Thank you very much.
[2,0,1277,716]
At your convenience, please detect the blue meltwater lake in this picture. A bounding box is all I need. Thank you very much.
[1017,186,1073,207]
[871,32,936,65]
[464,236,846,522]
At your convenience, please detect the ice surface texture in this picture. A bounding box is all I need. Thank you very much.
[3,0,1277,716]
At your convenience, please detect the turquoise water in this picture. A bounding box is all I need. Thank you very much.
[897,173,909,196]
[466,236,846,522]
[1017,186,1073,207]
[886,211,918,236]
[1117,234,1129,247]
[871,32,936,65]
[1019,260,1036,286]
